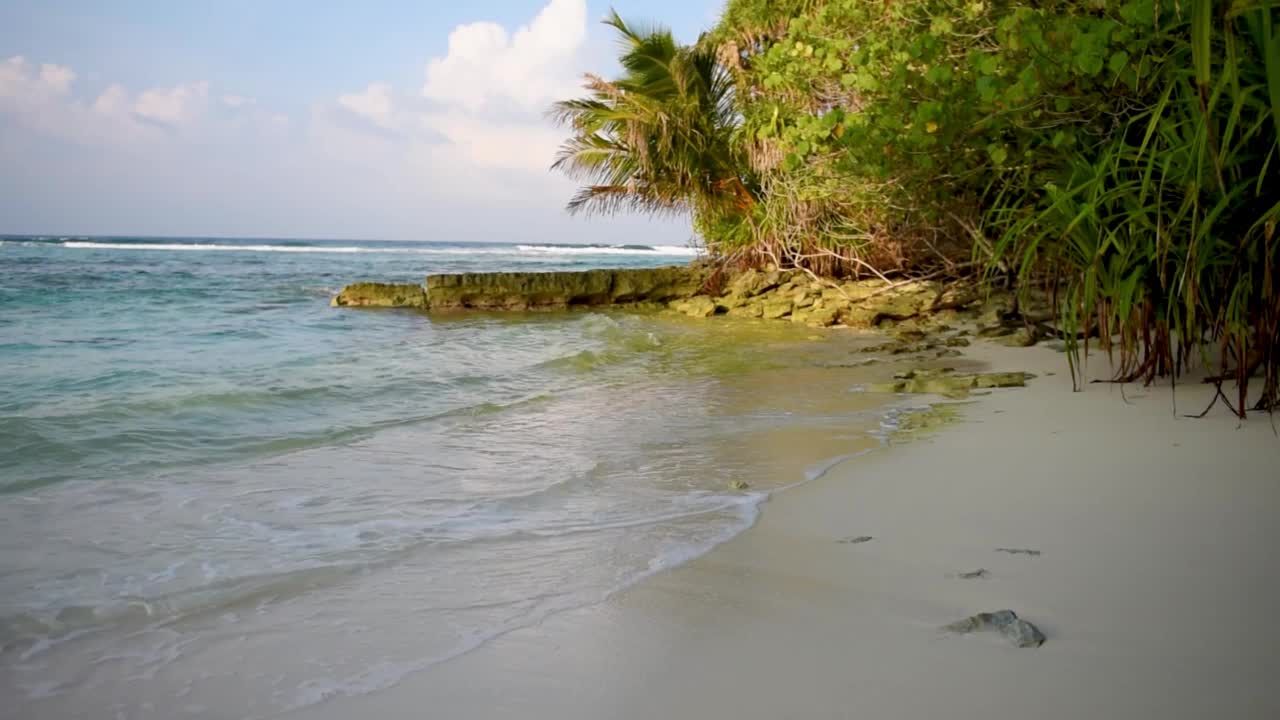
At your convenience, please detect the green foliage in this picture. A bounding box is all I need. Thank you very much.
[712,0,1163,264]
[550,12,757,238]
[552,1,1280,411]
[986,0,1280,413]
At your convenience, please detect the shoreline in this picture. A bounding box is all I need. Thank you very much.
[305,338,1280,720]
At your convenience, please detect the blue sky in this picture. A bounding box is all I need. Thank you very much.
[0,1,722,242]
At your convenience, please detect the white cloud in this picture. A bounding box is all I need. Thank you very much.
[0,3,692,243]
[422,0,586,113]
[0,55,221,145]
[0,56,76,112]
[324,0,592,183]
[91,84,130,115]
[337,82,394,127]
[133,81,209,125]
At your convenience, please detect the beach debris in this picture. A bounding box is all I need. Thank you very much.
[957,569,990,579]
[943,609,1046,648]
[995,548,1042,557]
[728,480,750,491]
[837,536,874,544]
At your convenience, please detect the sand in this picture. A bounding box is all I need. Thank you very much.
[304,341,1280,720]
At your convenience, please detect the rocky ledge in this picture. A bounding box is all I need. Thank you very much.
[332,266,1052,343]
[331,266,706,311]
[330,282,428,308]
[427,266,706,310]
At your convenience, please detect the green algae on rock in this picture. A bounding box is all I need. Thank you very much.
[671,295,718,318]
[427,267,706,310]
[331,267,709,311]
[870,368,1035,399]
[887,403,964,442]
[330,282,428,308]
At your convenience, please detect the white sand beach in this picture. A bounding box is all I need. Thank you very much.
[306,340,1280,719]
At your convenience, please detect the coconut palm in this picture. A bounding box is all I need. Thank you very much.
[550,10,757,230]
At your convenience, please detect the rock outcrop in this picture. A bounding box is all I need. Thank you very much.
[330,282,428,308]
[679,269,959,329]
[330,265,1055,342]
[427,267,707,311]
[869,368,1036,399]
[331,267,708,311]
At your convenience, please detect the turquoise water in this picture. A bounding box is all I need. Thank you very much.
[0,236,699,493]
[0,236,892,719]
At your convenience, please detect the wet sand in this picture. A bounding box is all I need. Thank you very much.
[305,341,1280,720]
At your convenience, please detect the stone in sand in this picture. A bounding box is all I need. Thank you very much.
[837,536,874,544]
[958,569,990,579]
[944,609,1019,634]
[1001,618,1048,648]
[943,609,1045,648]
[728,480,750,490]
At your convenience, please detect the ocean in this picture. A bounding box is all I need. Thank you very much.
[0,236,895,718]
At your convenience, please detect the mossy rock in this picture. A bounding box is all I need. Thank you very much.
[762,298,794,320]
[805,305,841,328]
[331,282,428,308]
[994,326,1042,347]
[870,370,1035,398]
[932,283,980,311]
[978,291,1017,327]
[972,372,1036,389]
[727,302,765,318]
[889,403,964,442]
[724,269,785,298]
[671,295,718,318]
[424,266,706,310]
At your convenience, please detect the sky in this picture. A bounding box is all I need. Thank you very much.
[0,0,723,243]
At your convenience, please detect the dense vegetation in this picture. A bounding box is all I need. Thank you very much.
[552,1,1280,414]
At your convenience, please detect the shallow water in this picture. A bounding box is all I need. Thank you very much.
[0,237,899,718]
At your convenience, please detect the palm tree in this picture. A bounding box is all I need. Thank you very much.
[550,10,756,230]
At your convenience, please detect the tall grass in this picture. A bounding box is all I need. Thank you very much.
[985,0,1280,415]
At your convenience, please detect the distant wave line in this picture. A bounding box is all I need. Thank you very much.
[59,241,700,257]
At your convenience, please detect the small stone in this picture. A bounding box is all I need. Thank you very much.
[943,609,1043,648]
[1001,618,1047,648]
[944,610,1018,634]
[728,480,750,491]
[958,569,990,579]
[837,536,874,545]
